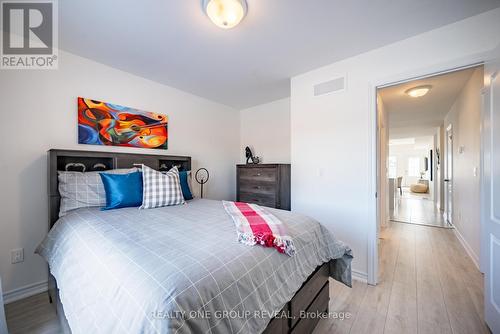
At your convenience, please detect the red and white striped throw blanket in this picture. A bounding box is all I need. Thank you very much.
[223,201,296,256]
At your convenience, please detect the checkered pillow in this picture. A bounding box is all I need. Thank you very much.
[58,168,138,217]
[140,165,185,209]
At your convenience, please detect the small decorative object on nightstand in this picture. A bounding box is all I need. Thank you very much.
[237,164,290,210]
[195,168,210,198]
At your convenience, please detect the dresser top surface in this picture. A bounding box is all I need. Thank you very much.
[237,163,290,168]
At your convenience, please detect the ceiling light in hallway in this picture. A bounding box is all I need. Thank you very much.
[405,85,432,98]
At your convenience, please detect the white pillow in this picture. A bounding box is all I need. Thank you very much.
[58,168,137,217]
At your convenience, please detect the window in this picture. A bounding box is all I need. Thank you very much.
[388,156,397,178]
[408,157,421,177]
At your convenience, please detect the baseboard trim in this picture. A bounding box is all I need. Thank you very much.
[453,227,481,271]
[352,269,368,284]
[3,280,48,304]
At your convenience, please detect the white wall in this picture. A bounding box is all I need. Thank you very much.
[444,67,483,264]
[290,8,500,280]
[0,50,240,298]
[239,98,290,163]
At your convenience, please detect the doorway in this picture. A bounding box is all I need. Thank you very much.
[370,53,499,333]
[377,65,483,231]
[374,63,485,287]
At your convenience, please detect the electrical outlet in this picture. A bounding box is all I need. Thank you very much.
[11,248,24,264]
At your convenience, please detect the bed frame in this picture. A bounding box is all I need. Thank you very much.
[46,149,331,334]
[48,149,192,229]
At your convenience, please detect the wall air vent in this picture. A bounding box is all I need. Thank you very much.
[313,76,346,96]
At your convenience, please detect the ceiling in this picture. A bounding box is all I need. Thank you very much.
[389,136,434,153]
[59,1,500,109]
[379,67,478,139]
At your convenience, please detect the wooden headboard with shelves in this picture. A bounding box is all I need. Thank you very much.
[47,149,191,228]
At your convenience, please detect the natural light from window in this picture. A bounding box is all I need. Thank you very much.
[408,157,421,177]
[388,156,397,178]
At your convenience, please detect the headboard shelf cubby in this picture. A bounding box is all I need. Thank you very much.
[48,149,191,228]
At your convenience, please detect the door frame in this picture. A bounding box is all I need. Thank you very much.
[445,124,453,224]
[369,58,485,285]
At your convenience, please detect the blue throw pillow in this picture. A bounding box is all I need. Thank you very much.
[179,171,193,200]
[99,171,143,210]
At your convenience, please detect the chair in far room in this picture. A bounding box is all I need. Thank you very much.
[397,176,403,196]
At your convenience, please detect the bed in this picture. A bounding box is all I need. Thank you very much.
[38,149,352,334]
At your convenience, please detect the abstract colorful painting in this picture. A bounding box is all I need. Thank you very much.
[78,97,168,149]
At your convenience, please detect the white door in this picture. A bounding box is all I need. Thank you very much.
[482,49,500,334]
[445,125,453,224]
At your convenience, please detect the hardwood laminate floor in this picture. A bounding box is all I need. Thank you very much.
[390,190,450,228]
[5,222,486,334]
[314,221,488,334]
[5,292,60,334]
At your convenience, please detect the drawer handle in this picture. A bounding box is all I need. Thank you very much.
[255,186,261,189]
[255,173,261,176]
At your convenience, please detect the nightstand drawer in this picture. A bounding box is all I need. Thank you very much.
[238,167,277,182]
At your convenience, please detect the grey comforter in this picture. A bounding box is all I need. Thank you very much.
[36,199,352,334]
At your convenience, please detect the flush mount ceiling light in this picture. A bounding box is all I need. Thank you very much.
[405,85,432,98]
[203,0,247,29]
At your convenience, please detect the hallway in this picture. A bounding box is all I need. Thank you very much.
[390,188,450,228]
[314,221,487,334]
